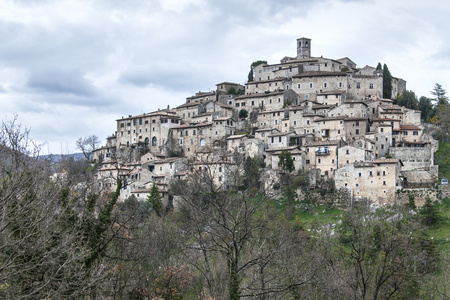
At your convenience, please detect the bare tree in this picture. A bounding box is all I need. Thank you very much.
[76,135,100,160]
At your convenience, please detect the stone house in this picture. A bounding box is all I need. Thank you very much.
[115,111,181,152]
[304,139,345,177]
[314,117,346,141]
[338,145,375,168]
[266,146,305,171]
[335,158,403,205]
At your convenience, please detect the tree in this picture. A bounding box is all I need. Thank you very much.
[238,109,248,119]
[396,90,418,110]
[406,193,417,211]
[320,209,439,299]
[420,196,440,226]
[431,83,449,106]
[247,60,267,82]
[170,155,317,299]
[383,64,392,99]
[76,135,100,160]
[147,182,163,217]
[0,118,107,299]
[278,150,294,172]
[419,96,436,121]
[376,62,382,71]
[227,87,237,95]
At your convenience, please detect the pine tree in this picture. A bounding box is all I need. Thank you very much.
[278,150,294,172]
[431,83,449,106]
[420,196,439,226]
[147,182,163,217]
[383,64,392,99]
[376,62,382,71]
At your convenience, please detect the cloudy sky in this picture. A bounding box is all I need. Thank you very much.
[1,0,449,154]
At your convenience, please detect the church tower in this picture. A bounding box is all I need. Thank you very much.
[297,37,311,59]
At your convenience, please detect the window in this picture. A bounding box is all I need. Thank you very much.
[309,82,313,88]
[369,83,374,89]
[305,94,309,100]
[413,131,418,135]
[339,82,342,88]
[346,149,349,154]
[318,159,321,163]
[383,171,386,176]
[369,171,373,176]
[356,129,359,134]
[294,121,297,125]
[306,159,310,164]
[356,83,361,89]
[359,173,361,177]
[152,137,157,146]
[383,181,386,186]
[297,83,301,89]
[279,137,282,142]
[323,82,327,88]
[200,139,205,146]
[307,120,310,125]
[381,128,384,132]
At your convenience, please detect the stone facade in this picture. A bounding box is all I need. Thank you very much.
[93,36,441,206]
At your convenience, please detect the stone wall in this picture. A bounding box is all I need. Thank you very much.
[396,188,438,207]
[389,147,433,171]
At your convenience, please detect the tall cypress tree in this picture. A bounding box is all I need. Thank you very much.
[383,64,392,99]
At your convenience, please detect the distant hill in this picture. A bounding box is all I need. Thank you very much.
[40,153,86,163]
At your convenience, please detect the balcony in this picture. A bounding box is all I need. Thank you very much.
[315,147,330,156]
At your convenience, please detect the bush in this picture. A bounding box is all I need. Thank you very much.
[239,109,249,119]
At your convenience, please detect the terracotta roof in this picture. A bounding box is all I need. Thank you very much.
[400,125,421,131]
[373,158,403,165]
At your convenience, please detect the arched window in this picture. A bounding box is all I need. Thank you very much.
[152,136,157,146]
[200,139,205,147]
[144,137,149,148]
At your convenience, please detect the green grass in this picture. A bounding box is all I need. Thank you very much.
[294,204,344,228]
[428,198,450,254]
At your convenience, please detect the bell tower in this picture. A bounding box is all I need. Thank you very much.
[297,37,311,59]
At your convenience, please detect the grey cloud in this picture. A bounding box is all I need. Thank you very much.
[27,68,97,97]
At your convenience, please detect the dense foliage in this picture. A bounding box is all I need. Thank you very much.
[1,120,449,299]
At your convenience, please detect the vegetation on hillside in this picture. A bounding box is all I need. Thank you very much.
[1,121,449,299]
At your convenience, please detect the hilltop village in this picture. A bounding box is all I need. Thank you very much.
[92,37,439,207]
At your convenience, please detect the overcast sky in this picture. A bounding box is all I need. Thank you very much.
[1,0,449,154]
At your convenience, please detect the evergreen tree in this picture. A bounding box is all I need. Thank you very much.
[247,60,267,82]
[278,150,294,172]
[406,193,417,211]
[420,196,439,226]
[431,83,449,106]
[419,96,435,121]
[383,64,392,99]
[147,182,163,217]
[396,90,419,110]
[376,62,382,71]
